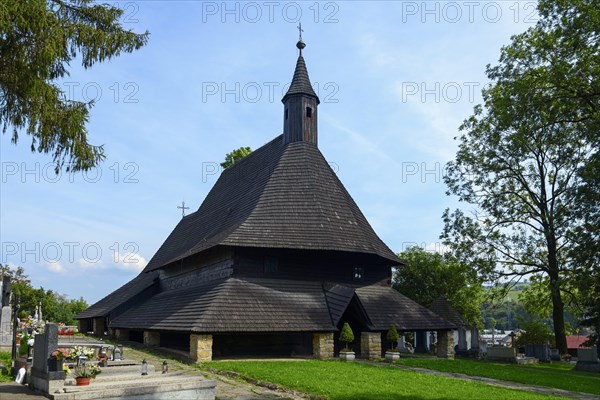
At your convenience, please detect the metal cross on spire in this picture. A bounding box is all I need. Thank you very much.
[297,22,303,41]
[177,201,189,218]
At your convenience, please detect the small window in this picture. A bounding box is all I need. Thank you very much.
[306,107,312,118]
[353,267,364,280]
[285,109,288,120]
[264,257,279,273]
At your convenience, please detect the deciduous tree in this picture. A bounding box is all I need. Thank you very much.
[221,146,252,168]
[442,0,599,354]
[393,247,483,328]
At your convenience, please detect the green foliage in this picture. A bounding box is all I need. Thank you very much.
[19,334,30,356]
[441,0,600,354]
[0,0,149,171]
[207,360,571,399]
[394,358,600,395]
[386,325,399,350]
[339,322,354,349]
[1,263,87,324]
[516,319,556,347]
[393,247,483,328]
[0,352,12,382]
[221,146,252,168]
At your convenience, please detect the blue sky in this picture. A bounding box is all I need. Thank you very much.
[0,1,538,305]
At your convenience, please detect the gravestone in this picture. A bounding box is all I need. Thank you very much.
[29,323,65,394]
[487,346,517,362]
[0,306,12,352]
[525,344,551,362]
[0,277,12,352]
[575,346,600,372]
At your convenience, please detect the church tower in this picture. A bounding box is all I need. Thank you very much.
[282,36,320,145]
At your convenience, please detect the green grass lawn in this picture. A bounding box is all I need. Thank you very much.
[205,360,570,400]
[0,352,13,382]
[394,358,600,395]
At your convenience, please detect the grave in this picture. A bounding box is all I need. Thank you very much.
[29,323,66,395]
[525,344,551,362]
[487,346,538,364]
[0,277,13,352]
[575,346,600,372]
[26,323,217,399]
[0,305,13,352]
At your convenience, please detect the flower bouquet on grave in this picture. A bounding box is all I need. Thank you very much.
[51,348,69,371]
[51,348,69,361]
[68,346,96,361]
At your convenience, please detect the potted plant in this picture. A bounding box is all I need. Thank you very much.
[339,322,355,361]
[73,364,102,386]
[50,348,69,371]
[385,324,400,361]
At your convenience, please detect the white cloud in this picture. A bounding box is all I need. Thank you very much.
[47,261,66,274]
[114,253,147,272]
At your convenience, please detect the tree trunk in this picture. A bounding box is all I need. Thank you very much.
[549,273,568,354]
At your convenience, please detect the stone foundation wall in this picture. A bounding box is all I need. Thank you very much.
[437,330,454,359]
[361,332,381,360]
[312,332,334,359]
[190,334,213,362]
[143,331,160,347]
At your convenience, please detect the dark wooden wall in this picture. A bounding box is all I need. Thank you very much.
[233,247,392,287]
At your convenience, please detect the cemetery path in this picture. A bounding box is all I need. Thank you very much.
[361,361,598,400]
[0,382,48,399]
[121,345,307,400]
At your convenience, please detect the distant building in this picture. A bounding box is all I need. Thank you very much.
[567,335,591,357]
[76,37,456,361]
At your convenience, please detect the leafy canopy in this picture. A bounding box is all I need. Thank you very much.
[0,0,149,171]
[221,146,252,168]
[1,263,87,325]
[393,247,483,328]
[441,0,599,354]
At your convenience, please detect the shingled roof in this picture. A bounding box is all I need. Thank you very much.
[357,286,456,331]
[75,271,159,319]
[430,295,466,328]
[144,136,400,271]
[110,278,335,333]
[109,278,454,333]
[282,51,319,103]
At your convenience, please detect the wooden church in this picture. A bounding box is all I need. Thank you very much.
[76,38,456,361]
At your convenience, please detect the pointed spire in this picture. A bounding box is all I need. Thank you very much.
[282,32,320,104]
[282,30,319,145]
